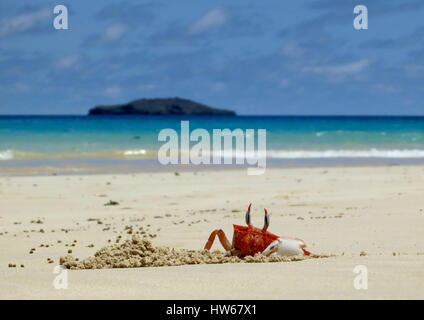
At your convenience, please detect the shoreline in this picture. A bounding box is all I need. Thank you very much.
[1,157,424,177]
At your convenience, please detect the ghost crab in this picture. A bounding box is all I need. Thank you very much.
[204,204,310,257]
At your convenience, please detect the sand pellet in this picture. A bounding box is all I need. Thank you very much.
[60,236,330,270]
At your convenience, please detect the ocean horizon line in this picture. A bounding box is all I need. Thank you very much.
[2,114,424,118]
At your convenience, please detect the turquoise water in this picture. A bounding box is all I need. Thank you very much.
[1,116,424,163]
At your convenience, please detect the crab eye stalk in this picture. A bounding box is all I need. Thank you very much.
[245,203,252,226]
[263,208,269,231]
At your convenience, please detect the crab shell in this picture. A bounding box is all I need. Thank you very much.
[232,224,279,257]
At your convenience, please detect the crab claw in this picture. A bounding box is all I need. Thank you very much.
[262,208,270,232]
[263,238,311,256]
[245,203,252,226]
[262,239,279,256]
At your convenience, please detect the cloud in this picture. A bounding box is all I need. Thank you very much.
[82,1,157,47]
[1,1,423,115]
[0,7,50,38]
[281,43,306,59]
[101,85,122,98]
[308,0,424,15]
[12,82,31,93]
[277,13,348,61]
[0,50,51,82]
[362,26,424,50]
[302,59,371,77]
[280,79,289,88]
[149,6,262,45]
[95,1,156,26]
[188,8,227,35]
[374,84,401,93]
[102,24,128,43]
[278,1,424,53]
[138,83,156,91]
[211,82,227,92]
[405,64,424,78]
[84,24,129,46]
[54,54,80,69]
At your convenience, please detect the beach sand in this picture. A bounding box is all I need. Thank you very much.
[0,165,423,299]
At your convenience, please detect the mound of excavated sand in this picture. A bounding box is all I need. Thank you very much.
[60,236,331,269]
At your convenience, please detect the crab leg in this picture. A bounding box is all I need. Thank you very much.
[204,229,232,251]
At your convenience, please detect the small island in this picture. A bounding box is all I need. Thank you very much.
[88,97,236,116]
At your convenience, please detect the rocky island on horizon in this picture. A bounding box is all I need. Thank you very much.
[88,97,236,116]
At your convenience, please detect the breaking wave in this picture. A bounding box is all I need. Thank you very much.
[2,148,424,162]
[0,150,13,160]
[123,149,147,156]
[266,149,424,159]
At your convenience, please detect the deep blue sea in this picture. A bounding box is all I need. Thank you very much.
[1,115,424,168]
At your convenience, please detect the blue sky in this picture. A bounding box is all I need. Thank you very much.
[0,0,423,115]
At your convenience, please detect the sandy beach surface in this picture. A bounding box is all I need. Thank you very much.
[0,165,423,299]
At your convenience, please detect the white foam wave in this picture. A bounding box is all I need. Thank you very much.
[0,150,14,160]
[123,149,147,156]
[267,149,424,159]
[180,148,424,159]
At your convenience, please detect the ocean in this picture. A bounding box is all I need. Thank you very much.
[1,115,424,171]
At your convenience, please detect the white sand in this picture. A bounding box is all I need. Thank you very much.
[0,165,423,299]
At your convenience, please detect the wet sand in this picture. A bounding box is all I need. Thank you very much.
[0,165,423,299]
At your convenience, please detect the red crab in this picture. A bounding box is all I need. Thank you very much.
[204,204,310,257]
